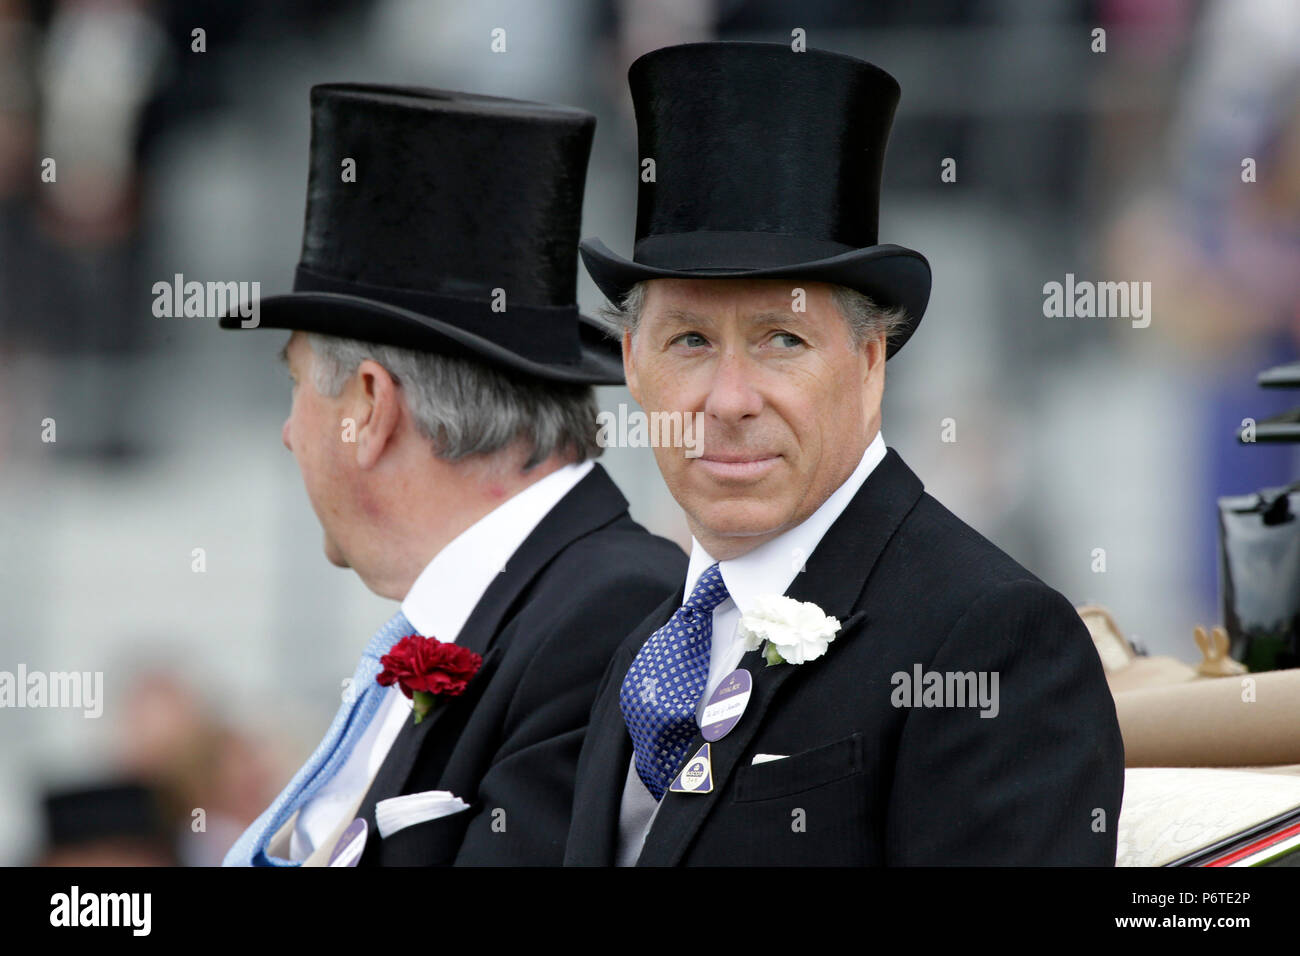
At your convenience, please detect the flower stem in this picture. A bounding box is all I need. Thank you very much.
[412,690,434,724]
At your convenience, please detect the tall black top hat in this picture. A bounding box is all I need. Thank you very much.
[219,83,623,384]
[42,782,169,848]
[580,42,931,359]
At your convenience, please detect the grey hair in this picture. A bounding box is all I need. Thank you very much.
[304,333,602,470]
[599,281,910,352]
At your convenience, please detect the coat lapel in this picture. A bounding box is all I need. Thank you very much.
[636,447,924,866]
[564,590,681,865]
[353,465,633,857]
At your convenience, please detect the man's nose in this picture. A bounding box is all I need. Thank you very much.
[281,416,292,451]
[703,349,763,423]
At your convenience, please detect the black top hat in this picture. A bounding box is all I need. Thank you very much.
[580,42,931,359]
[219,83,624,385]
[42,781,170,848]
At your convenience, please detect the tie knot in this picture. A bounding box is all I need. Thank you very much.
[684,563,730,614]
[364,609,415,662]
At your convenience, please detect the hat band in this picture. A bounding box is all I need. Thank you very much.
[633,231,860,272]
[293,265,581,364]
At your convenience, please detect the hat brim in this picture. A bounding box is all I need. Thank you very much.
[579,238,931,359]
[218,292,626,386]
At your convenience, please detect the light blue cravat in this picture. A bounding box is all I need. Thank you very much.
[222,609,414,866]
[619,564,730,800]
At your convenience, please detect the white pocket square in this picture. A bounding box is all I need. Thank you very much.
[751,753,788,765]
[375,790,470,839]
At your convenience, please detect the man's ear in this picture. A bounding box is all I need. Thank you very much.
[354,358,402,469]
[622,328,641,405]
[863,329,887,383]
[860,330,887,424]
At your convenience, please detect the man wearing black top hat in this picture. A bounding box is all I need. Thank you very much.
[38,782,177,866]
[217,84,684,866]
[564,42,1124,866]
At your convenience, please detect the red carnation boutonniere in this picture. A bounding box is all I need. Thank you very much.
[376,635,482,725]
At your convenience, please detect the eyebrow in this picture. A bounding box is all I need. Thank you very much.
[657,308,712,326]
[749,310,810,325]
[655,308,810,326]
[277,340,291,365]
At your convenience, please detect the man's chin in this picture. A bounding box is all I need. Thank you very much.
[323,539,351,569]
[686,502,795,552]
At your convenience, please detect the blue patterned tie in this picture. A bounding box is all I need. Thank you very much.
[222,609,414,866]
[620,564,730,800]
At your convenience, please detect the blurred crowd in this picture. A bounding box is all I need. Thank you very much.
[34,670,280,866]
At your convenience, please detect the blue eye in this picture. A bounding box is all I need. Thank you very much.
[772,332,804,348]
[674,332,708,348]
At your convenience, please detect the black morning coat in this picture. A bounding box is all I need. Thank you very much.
[564,448,1126,866]
[353,463,686,865]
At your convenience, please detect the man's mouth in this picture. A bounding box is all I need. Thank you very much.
[694,453,780,481]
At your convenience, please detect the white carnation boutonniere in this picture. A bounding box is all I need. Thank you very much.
[738,595,842,667]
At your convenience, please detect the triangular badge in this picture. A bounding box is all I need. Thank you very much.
[668,742,714,794]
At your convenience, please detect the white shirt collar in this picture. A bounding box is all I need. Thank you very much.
[683,430,887,614]
[399,459,594,640]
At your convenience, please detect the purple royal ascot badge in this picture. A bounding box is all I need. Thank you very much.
[327,817,368,867]
[699,668,752,741]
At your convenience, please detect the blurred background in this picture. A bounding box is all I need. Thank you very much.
[1,0,1297,864]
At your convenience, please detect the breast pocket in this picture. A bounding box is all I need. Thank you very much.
[375,803,475,867]
[733,732,864,803]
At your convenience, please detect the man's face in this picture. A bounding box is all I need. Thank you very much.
[281,331,355,568]
[624,279,885,559]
